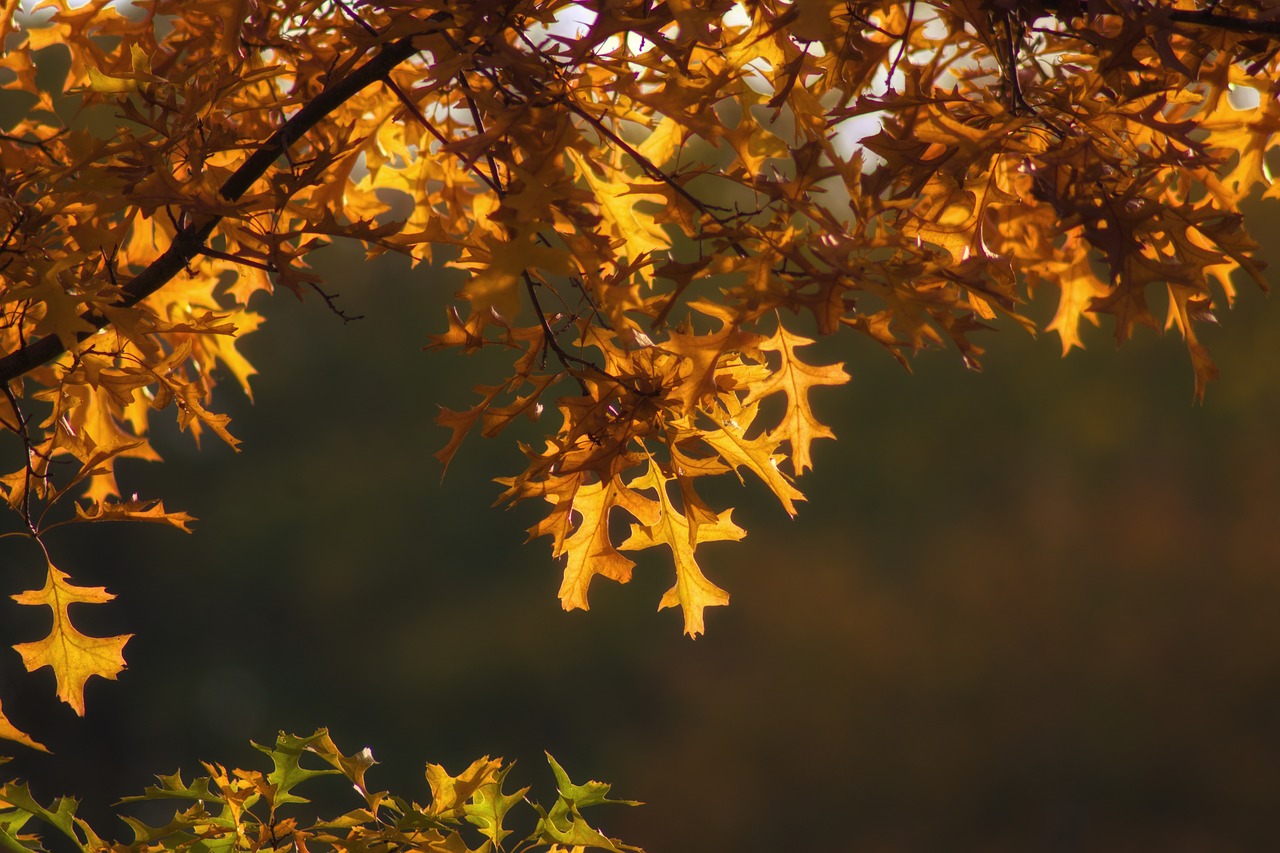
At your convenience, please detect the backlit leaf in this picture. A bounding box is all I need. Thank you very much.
[11,563,131,716]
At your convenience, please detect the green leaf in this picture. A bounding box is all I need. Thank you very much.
[119,771,224,805]
[533,755,642,852]
[462,763,527,849]
[0,784,91,853]
[252,730,340,809]
[0,828,35,853]
[0,809,34,853]
[544,754,639,810]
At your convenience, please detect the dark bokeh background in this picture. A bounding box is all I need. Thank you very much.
[4,211,1280,851]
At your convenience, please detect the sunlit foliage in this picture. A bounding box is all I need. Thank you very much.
[0,0,1278,748]
[0,729,643,853]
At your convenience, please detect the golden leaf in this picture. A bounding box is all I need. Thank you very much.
[694,397,805,517]
[556,475,661,612]
[11,563,132,716]
[452,234,573,323]
[74,498,196,533]
[743,323,849,475]
[620,459,744,637]
[1044,228,1108,355]
[566,149,671,264]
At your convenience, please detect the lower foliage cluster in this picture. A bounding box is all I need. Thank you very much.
[0,730,640,853]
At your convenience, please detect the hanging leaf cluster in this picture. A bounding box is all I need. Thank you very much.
[1,0,1279,743]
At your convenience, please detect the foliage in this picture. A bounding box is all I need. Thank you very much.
[0,729,642,853]
[0,0,1279,748]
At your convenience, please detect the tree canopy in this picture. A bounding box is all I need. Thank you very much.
[1,0,1278,765]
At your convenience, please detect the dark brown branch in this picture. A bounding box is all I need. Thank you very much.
[1042,3,1280,37]
[1166,8,1280,38]
[0,34,423,384]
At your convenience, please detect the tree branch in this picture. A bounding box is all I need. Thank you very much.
[1167,8,1280,38]
[0,34,423,384]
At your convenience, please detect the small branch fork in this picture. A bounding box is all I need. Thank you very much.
[333,2,612,390]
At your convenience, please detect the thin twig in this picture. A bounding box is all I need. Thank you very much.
[305,281,365,323]
[524,272,592,394]
[2,380,37,534]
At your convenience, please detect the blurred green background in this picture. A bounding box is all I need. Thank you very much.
[4,208,1280,851]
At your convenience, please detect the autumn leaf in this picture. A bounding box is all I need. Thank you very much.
[534,753,641,853]
[556,475,661,613]
[2,0,1279,674]
[73,498,195,533]
[451,233,574,323]
[252,730,341,808]
[1044,228,1108,355]
[566,149,671,265]
[743,323,850,475]
[620,459,745,637]
[426,757,504,821]
[693,396,805,517]
[462,762,528,848]
[663,301,766,412]
[0,700,49,753]
[11,563,132,716]
[300,728,378,798]
[1,733,643,853]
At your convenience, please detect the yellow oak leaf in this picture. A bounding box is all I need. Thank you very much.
[0,699,49,752]
[452,233,573,322]
[904,183,982,261]
[435,383,508,474]
[1045,229,1107,355]
[426,756,503,820]
[1198,83,1280,204]
[187,307,262,400]
[695,397,805,517]
[76,44,164,99]
[556,476,660,612]
[743,323,850,474]
[663,300,765,412]
[16,277,96,352]
[620,460,744,637]
[635,116,683,167]
[566,149,671,263]
[11,563,132,716]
